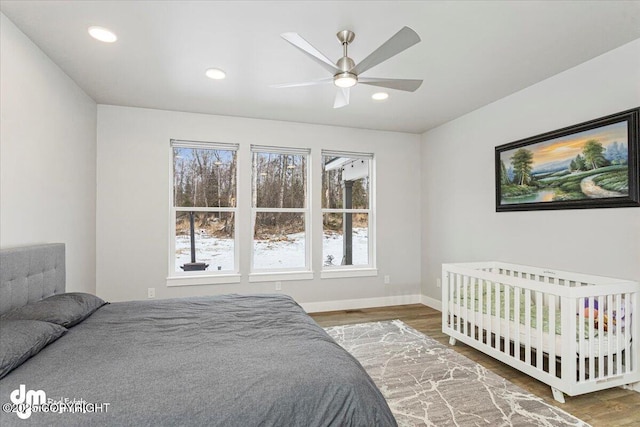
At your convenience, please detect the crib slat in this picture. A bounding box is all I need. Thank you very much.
[624,294,630,372]
[536,291,543,369]
[525,289,531,365]
[494,281,501,350]
[448,272,454,332]
[460,275,465,335]
[449,273,454,330]
[607,294,613,378]
[542,275,551,375]
[514,287,521,359]
[588,296,595,380]
[616,295,622,375]
[579,297,586,382]
[561,295,578,387]
[478,279,484,344]
[548,294,556,377]
[597,295,604,379]
[464,276,475,336]
[456,274,462,334]
[504,285,510,356]
[470,277,476,340]
[486,280,492,347]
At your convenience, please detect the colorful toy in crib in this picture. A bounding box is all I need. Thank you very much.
[582,300,626,331]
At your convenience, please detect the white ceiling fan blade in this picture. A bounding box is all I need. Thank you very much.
[359,77,423,92]
[350,27,421,76]
[333,87,350,109]
[270,77,334,88]
[281,32,340,74]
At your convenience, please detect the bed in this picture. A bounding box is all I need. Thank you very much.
[0,244,396,426]
[442,262,640,403]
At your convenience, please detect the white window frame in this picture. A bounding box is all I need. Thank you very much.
[320,150,376,279]
[249,145,312,281]
[167,140,240,286]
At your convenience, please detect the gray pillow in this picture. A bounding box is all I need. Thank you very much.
[0,319,67,379]
[1,292,107,327]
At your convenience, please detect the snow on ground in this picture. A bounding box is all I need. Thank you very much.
[175,228,368,271]
[322,228,369,266]
[175,234,234,271]
[253,232,306,270]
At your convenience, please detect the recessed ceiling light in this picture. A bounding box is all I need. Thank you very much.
[206,68,226,80]
[88,26,117,43]
[372,92,389,101]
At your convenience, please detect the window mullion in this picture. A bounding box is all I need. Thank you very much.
[321,208,370,214]
[253,207,308,213]
[175,207,238,212]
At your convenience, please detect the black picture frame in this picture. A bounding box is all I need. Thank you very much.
[495,107,640,212]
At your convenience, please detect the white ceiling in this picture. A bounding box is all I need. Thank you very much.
[2,1,639,134]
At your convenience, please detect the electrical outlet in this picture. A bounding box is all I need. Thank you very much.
[275,281,282,291]
[147,288,156,298]
[384,275,390,285]
[436,278,441,288]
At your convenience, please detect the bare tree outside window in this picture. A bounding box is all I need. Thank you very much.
[171,142,238,274]
[251,147,310,271]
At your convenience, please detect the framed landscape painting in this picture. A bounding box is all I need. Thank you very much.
[496,108,640,212]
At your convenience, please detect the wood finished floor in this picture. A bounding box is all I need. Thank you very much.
[310,304,640,427]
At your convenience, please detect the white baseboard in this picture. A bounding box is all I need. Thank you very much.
[301,294,422,313]
[300,294,443,314]
[420,295,442,311]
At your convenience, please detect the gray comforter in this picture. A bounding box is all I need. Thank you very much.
[0,294,396,426]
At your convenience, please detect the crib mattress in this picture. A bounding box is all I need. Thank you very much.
[449,302,632,358]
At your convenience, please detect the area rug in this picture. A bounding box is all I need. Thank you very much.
[324,320,589,427]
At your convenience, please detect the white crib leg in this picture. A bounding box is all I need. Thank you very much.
[449,337,457,346]
[622,382,640,393]
[551,387,565,404]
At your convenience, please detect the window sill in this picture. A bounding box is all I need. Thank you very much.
[320,268,378,279]
[249,271,313,283]
[166,274,241,287]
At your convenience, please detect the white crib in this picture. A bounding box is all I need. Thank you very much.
[442,262,640,403]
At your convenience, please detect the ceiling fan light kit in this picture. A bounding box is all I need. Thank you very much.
[334,73,357,88]
[274,26,423,108]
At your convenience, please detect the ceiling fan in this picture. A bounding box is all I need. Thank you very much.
[272,27,423,108]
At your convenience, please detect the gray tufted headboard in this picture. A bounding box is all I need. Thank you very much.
[0,243,65,315]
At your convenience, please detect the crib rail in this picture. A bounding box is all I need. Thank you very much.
[442,262,640,402]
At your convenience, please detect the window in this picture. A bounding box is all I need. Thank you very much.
[251,146,310,273]
[170,140,238,277]
[322,151,374,270]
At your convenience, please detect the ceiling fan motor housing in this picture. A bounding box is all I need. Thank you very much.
[334,30,357,86]
[336,56,355,72]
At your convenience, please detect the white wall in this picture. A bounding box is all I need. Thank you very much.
[420,39,640,301]
[96,106,422,306]
[0,13,97,293]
